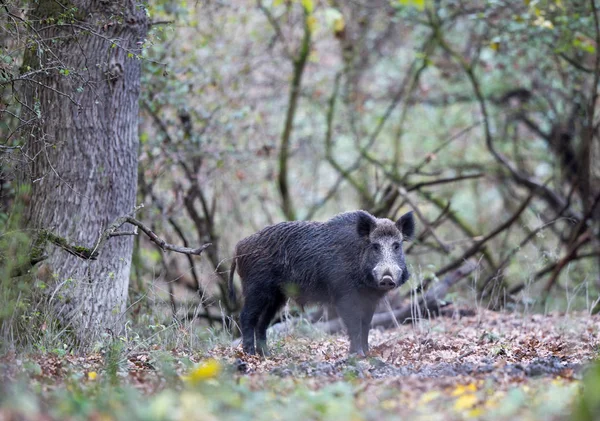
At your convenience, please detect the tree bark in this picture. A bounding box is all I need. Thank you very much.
[18,1,147,344]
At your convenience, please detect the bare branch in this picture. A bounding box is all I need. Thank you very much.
[26,206,212,271]
[406,173,484,192]
[123,217,212,256]
[434,193,533,277]
[286,261,478,335]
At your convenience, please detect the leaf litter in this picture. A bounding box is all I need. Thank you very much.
[1,309,598,420]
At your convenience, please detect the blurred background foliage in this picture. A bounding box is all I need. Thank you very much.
[0,0,599,340]
[134,0,600,321]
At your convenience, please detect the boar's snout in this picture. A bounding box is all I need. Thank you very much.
[379,274,396,290]
[374,267,402,290]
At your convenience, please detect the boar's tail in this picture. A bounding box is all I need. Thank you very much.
[228,257,237,307]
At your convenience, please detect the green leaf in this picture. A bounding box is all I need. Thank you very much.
[573,37,596,54]
[301,0,314,14]
[398,0,427,11]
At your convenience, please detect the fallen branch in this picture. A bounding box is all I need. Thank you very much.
[371,260,478,328]
[269,261,478,335]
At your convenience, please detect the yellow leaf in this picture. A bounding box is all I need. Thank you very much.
[88,371,97,380]
[467,407,484,418]
[274,0,283,5]
[452,383,477,396]
[490,41,500,51]
[306,15,317,33]
[334,16,345,33]
[183,359,221,385]
[454,393,478,411]
[301,0,314,13]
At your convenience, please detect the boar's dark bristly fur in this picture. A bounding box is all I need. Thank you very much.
[229,210,415,356]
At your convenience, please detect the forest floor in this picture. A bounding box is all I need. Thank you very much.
[1,309,599,420]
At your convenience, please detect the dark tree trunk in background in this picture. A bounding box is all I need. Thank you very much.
[19,1,147,344]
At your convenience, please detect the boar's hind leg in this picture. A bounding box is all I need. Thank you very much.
[240,291,266,355]
[255,292,284,356]
[336,295,366,357]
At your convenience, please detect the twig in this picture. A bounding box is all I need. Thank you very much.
[417,190,496,269]
[256,0,292,60]
[398,187,450,253]
[406,173,484,192]
[434,194,533,277]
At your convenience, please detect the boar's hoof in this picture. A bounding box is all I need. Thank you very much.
[256,342,271,357]
[349,349,367,358]
[243,345,256,355]
[257,347,271,357]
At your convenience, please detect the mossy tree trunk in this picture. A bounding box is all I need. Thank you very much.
[19,1,147,345]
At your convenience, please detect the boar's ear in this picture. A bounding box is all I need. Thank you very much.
[356,212,376,238]
[396,211,415,241]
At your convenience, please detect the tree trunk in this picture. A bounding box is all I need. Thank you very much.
[19,1,147,344]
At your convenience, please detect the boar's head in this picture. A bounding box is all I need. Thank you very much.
[357,211,415,291]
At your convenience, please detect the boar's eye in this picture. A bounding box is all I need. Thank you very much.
[372,243,381,252]
[392,242,401,251]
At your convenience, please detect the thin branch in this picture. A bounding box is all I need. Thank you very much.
[124,217,212,256]
[434,193,533,277]
[417,190,496,269]
[278,8,311,221]
[324,34,438,208]
[398,187,450,253]
[558,53,594,74]
[509,252,600,296]
[28,206,212,268]
[0,144,23,151]
[256,0,292,60]
[542,231,592,295]
[478,215,571,298]
[436,30,578,219]
[406,173,484,192]
[405,121,482,177]
[150,20,175,26]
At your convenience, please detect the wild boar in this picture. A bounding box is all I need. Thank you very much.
[228,210,415,356]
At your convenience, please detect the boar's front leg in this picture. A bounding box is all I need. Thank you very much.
[336,294,367,356]
[360,299,377,354]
